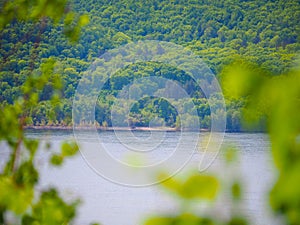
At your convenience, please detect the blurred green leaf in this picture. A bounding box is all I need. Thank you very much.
[231,182,242,201]
[0,177,33,214]
[14,162,39,187]
[224,147,238,164]
[227,217,248,225]
[0,0,69,29]
[221,61,266,100]
[79,14,90,26]
[161,174,219,200]
[179,174,219,200]
[22,188,79,225]
[144,216,174,225]
[24,139,39,159]
[50,154,63,166]
[61,141,79,157]
[270,162,300,211]
[144,213,215,225]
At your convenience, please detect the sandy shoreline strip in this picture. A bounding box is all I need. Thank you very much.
[24,126,212,132]
[24,125,180,131]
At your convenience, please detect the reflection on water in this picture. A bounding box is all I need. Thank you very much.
[1,130,278,225]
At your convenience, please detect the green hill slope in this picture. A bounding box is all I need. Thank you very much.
[0,0,299,131]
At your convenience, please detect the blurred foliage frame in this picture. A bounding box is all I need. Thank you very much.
[144,59,300,225]
[221,60,300,225]
[0,0,92,225]
[1,0,300,225]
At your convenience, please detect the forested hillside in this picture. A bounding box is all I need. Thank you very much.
[1,0,299,131]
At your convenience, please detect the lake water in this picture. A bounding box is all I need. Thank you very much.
[1,130,281,225]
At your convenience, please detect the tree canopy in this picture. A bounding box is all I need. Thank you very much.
[1,0,299,131]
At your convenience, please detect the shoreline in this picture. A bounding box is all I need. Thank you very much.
[25,125,179,132]
[24,126,265,133]
[24,125,211,132]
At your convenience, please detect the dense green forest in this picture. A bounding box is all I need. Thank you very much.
[1,0,299,131]
[1,1,300,225]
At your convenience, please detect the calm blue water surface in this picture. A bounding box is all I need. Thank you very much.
[1,130,280,225]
